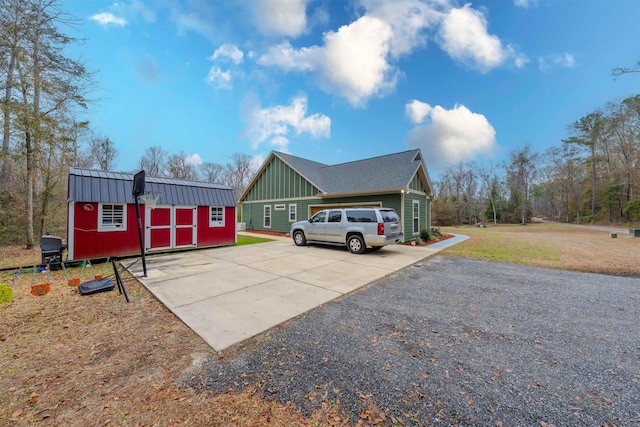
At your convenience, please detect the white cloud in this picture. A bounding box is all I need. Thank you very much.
[210,44,244,64]
[205,67,233,89]
[245,94,331,152]
[438,4,526,72]
[539,52,576,72]
[405,99,432,124]
[206,45,244,90]
[186,153,203,167]
[258,41,318,72]
[407,102,497,168]
[320,16,397,107]
[514,0,537,8]
[90,12,127,27]
[259,16,398,107]
[358,0,442,57]
[249,0,309,37]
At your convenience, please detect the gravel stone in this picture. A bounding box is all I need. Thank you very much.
[184,256,640,425]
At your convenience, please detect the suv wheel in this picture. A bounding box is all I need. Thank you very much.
[347,235,365,254]
[293,230,307,246]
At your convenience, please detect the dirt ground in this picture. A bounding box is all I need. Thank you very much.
[1,225,638,426]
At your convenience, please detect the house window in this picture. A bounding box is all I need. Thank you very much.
[289,204,297,222]
[210,206,225,227]
[264,205,271,228]
[98,203,126,231]
[412,200,420,235]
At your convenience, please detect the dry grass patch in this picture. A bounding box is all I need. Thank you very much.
[0,265,351,426]
[442,224,640,276]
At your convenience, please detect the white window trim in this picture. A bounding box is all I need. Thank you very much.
[209,206,225,227]
[98,203,127,232]
[412,200,420,235]
[289,204,297,222]
[264,205,272,228]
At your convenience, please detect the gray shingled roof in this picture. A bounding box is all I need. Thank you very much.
[68,168,236,207]
[274,149,431,196]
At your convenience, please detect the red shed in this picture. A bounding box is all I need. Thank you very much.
[67,168,237,261]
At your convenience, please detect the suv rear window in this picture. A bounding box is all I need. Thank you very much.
[380,209,400,223]
[346,209,377,223]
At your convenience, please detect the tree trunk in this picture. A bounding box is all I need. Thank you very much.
[1,50,16,191]
[25,131,35,248]
[590,144,596,220]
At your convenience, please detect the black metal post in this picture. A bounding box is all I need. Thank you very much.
[135,197,147,277]
[111,259,129,303]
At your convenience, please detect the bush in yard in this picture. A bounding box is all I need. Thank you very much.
[420,228,430,242]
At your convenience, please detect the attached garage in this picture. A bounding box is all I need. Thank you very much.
[67,168,236,261]
[239,149,433,242]
[308,202,381,217]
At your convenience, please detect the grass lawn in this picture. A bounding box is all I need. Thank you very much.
[441,223,640,276]
[235,234,274,246]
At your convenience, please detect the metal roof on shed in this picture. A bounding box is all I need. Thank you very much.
[68,168,236,207]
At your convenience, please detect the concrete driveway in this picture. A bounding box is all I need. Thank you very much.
[128,234,466,351]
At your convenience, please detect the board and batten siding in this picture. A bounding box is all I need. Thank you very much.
[409,172,425,193]
[243,156,320,202]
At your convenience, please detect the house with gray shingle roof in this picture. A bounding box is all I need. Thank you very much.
[238,150,433,241]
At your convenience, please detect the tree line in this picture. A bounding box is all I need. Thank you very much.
[433,94,640,226]
[0,0,255,247]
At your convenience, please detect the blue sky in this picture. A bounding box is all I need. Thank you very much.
[63,0,640,179]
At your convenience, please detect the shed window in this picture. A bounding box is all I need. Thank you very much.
[98,204,126,231]
[264,205,271,228]
[210,206,225,227]
[289,204,297,222]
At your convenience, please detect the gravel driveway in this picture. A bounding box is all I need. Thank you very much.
[185,256,640,425]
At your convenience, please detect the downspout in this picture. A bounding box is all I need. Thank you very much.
[401,189,405,242]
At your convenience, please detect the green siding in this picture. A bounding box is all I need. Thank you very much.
[409,172,426,192]
[403,193,430,238]
[244,157,319,201]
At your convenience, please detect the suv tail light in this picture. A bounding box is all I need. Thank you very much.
[377,222,384,235]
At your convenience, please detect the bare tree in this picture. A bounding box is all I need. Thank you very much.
[166,151,199,180]
[223,152,256,199]
[89,134,118,170]
[612,58,640,79]
[200,161,224,183]
[139,146,167,176]
[478,163,500,225]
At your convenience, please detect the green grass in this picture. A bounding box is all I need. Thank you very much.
[441,226,562,265]
[234,234,274,246]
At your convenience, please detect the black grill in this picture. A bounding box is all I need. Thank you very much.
[41,235,67,268]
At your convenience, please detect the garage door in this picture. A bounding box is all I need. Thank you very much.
[309,202,381,217]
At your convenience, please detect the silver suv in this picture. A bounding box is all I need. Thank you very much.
[290,207,403,254]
